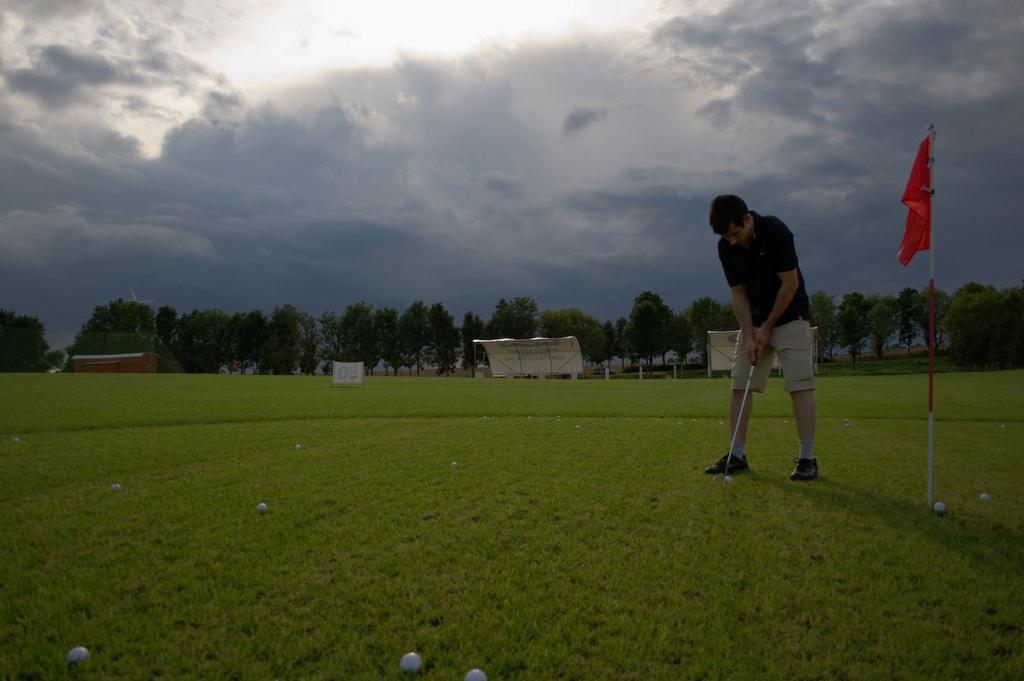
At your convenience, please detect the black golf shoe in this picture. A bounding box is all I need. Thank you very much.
[704,453,749,475]
[790,458,818,481]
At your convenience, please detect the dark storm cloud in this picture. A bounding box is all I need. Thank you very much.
[2,2,224,116]
[156,103,409,218]
[655,0,1024,138]
[482,171,524,198]
[1,0,103,19]
[202,90,244,120]
[5,52,214,114]
[654,3,840,123]
[4,68,81,107]
[391,55,541,175]
[562,106,609,136]
[561,187,704,241]
[40,45,122,84]
[695,98,732,127]
[4,45,124,107]
[3,0,1023,348]
[3,43,180,107]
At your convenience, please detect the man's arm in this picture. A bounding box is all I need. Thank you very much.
[754,269,799,347]
[729,285,758,362]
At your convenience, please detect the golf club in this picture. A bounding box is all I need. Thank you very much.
[723,360,756,477]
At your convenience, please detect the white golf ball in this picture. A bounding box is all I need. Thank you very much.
[933,501,946,514]
[256,502,268,514]
[464,670,488,681]
[11,436,20,443]
[980,493,991,502]
[110,483,121,492]
[400,651,422,674]
[575,425,581,430]
[724,475,733,483]
[294,444,304,451]
[450,461,458,467]
[66,646,89,664]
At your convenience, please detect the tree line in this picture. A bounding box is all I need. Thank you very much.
[3,281,1022,373]
[811,287,944,364]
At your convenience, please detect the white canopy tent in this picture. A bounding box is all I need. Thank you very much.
[473,336,584,378]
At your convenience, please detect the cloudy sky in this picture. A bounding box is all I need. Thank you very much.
[2,0,1021,349]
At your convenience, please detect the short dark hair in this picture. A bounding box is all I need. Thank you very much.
[709,195,748,235]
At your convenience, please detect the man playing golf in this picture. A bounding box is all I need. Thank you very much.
[704,195,818,481]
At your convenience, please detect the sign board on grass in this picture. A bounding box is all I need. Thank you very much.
[331,361,364,386]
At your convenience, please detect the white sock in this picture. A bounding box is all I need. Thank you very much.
[730,442,746,460]
[799,440,815,460]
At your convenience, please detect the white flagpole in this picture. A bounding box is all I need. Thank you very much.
[926,124,937,507]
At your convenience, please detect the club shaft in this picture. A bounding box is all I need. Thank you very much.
[724,363,756,474]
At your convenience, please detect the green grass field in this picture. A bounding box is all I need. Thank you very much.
[2,372,1023,679]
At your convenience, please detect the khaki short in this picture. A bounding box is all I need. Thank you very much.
[731,319,816,393]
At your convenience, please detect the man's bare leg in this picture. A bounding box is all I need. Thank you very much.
[790,388,818,480]
[790,389,815,440]
[730,388,755,447]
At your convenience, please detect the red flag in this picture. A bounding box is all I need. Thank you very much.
[898,135,932,266]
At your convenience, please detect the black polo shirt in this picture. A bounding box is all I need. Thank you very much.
[717,212,809,327]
